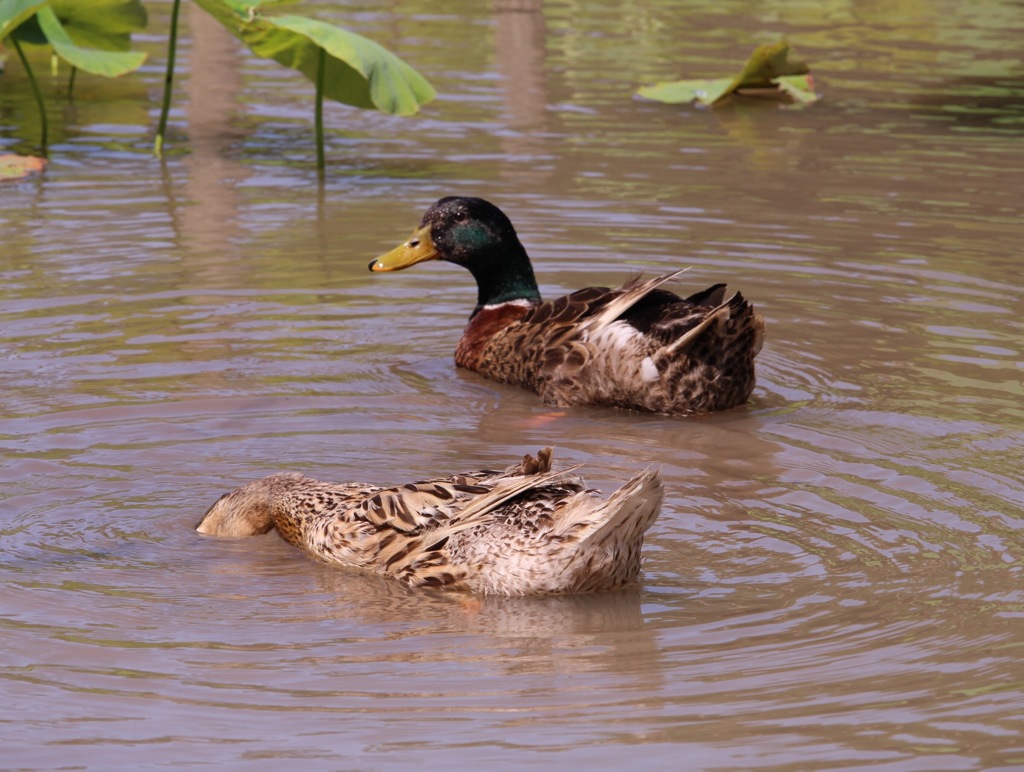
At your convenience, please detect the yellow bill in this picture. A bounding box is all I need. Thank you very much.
[369,225,438,272]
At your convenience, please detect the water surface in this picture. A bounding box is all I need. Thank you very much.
[2,0,1022,768]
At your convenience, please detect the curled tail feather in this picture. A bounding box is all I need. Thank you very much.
[552,466,663,546]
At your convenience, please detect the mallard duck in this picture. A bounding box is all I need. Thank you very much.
[369,196,765,415]
[196,448,662,596]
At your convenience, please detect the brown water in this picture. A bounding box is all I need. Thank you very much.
[2,0,1022,768]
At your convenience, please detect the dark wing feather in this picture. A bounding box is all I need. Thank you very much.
[684,283,728,307]
[355,482,469,534]
[520,285,613,328]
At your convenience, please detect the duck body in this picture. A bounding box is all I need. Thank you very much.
[370,197,764,416]
[196,448,663,596]
[454,276,761,414]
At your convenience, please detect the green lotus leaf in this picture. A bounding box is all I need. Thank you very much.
[725,42,809,94]
[51,0,146,47]
[637,77,734,106]
[189,0,251,30]
[773,73,819,104]
[638,42,817,107]
[192,0,435,115]
[0,0,48,39]
[5,0,146,50]
[36,5,145,75]
[263,14,434,114]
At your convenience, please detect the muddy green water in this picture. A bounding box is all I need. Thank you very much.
[2,0,1022,769]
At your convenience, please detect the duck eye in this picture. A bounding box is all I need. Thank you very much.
[454,211,467,222]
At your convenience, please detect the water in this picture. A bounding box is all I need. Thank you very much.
[2,0,1022,768]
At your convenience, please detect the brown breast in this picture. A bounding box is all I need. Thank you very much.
[454,303,532,371]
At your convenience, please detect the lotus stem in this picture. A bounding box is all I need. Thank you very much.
[315,45,326,177]
[155,0,183,156]
[12,37,48,153]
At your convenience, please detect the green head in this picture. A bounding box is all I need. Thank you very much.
[370,197,542,309]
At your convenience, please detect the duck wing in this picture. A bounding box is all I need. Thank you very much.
[495,272,686,384]
[366,462,584,588]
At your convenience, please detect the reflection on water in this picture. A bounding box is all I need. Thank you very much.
[1,0,1023,768]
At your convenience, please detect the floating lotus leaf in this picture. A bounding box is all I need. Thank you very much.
[773,73,818,104]
[636,77,736,106]
[638,42,819,107]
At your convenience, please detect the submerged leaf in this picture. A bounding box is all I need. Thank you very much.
[0,152,46,180]
[36,5,145,75]
[638,42,818,107]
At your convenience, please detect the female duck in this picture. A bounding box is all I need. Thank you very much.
[196,448,662,596]
[370,196,764,415]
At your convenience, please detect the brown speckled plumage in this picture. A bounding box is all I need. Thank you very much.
[371,197,764,415]
[457,273,763,414]
[196,448,663,596]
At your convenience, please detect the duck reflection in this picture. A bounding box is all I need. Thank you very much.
[307,568,662,681]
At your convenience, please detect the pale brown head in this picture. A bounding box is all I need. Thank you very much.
[196,473,307,538]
